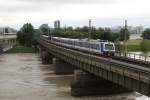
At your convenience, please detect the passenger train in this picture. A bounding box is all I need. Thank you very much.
[42,35,115,55]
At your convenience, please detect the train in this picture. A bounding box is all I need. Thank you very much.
[42,35,115,55]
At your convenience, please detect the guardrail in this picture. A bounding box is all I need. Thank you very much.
[115,52,150,63]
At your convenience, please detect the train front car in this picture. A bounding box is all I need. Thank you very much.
[102,42,115,56]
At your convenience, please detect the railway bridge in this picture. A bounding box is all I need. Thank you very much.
[37,36,150,97]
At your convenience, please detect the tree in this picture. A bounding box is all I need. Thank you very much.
[66,26,73,31]
[99,28,118,41]
[140,39,150,52]
[110,32,119,42]
[52,26,119,41]
[119,28,130,41]
[100,30,111,41]
[39,24,50,35]
[92,27,101,39]
[17,23,34,47]
[17,31,25,45]
[141,29,150,39]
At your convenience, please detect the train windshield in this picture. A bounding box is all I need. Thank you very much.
[105,44,114,50]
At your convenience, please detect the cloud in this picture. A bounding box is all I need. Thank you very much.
[18,0,119,4]
[0,0,150,29]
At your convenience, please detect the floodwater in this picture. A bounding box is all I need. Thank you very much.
[0,53,149,100]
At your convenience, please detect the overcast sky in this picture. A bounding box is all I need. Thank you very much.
[0,0,150,29]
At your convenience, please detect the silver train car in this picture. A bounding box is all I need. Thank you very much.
[51,37,115,55]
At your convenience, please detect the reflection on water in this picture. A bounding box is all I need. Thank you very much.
[0,53,149,100]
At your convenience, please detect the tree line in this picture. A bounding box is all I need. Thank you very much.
[17,23,131,47]
[17,23,150,52]
[49,26,130,42]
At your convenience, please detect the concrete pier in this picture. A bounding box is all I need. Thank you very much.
[41,50,53,64]
[54,58,74,74]
[71,70,132,97]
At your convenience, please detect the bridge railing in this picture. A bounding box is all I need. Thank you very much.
[115,52,150,63]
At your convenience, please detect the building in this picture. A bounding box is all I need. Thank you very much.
[54,20,60,29]
[111,26,144,34]
[0,27,17,35]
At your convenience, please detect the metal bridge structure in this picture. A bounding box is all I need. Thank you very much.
[37,36,150,97]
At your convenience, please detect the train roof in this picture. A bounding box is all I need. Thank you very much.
[52,37,114,44]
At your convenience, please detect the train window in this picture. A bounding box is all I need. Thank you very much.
[90,43,93,49]
[95,44,99,49]
[85,42,89,48]
[105,44,114,50]
[93,44,99,50]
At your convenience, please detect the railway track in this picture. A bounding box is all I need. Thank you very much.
[41,38,150,68]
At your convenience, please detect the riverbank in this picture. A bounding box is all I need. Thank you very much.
[5,45,36,53]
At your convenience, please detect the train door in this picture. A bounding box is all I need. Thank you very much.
[100,42,104,53]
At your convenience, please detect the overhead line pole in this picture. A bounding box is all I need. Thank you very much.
[124,20,127,56]
[88,19,92,64]
[88,19,92,53]
[89,19,91,41]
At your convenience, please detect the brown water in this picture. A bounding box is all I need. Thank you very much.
[0,53,149,100]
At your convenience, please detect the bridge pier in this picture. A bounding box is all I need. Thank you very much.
[54,58,74,74]
[41,50,53,64]
[71,70,132,97]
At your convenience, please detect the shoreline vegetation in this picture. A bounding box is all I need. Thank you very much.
[5,45,36,53]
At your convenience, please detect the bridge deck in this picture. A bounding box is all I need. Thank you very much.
[0,35,16,40]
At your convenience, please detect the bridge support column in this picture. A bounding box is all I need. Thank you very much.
[41,50,53,64]
[0,44,3,53]
[54,58,74,74]
[71,70,132,97]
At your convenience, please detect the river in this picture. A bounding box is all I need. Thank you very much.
[0,53,149,100]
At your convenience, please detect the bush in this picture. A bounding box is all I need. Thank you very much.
[140,39,150,52]
[141,29,150,39]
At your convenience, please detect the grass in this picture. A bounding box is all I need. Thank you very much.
[127,39,150,52]
[5,45,36,53]
[127,45,141,52]
[127,39,142,45]
[127,39,142,52]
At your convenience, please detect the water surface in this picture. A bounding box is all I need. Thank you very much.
[0,53,149,100]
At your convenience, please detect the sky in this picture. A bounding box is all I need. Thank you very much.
[0,0,150,29]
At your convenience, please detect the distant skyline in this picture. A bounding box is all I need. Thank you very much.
[0,0,150,29]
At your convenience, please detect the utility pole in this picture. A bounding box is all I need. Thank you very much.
[88,19,92,65]
[124,20,127,56]
[3,27,5,36]
[88,19,91,41]
[65,24,67,32]
[48,28,50,39]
